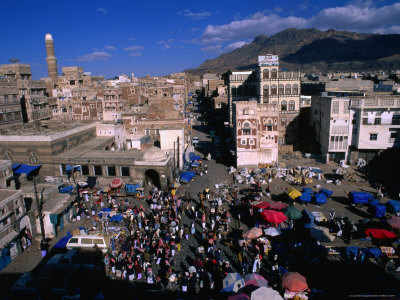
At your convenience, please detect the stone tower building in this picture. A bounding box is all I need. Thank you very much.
[45,33,58,85]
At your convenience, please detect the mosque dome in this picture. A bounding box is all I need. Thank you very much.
[45,33,53,40]
[141,147,167,162]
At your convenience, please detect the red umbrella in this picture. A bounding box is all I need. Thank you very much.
[253,201,271,209]
[268,201,288,210]
[261,210,287,224]
[281,272,308,293]
[387,216,400,230]
[365,228,397,239]
[109,178,124,189]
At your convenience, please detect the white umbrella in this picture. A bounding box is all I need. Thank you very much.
[264,227,282,237]
[251,286,283,300]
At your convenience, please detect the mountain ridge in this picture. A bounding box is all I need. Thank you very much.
[185,28,400,75]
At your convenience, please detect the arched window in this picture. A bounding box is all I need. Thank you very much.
[278,84,284,95]
[285,84,291,95]
[281,117,287,126]
[242,122,251,135]
[232,87,237,96]
[29,151,37,163]
[292,84,299,95]
[281,100,287,111]
[289,100,295,111]
[263,69,269,79]
[263,85,269,97]
[278,71,284,79]
[271,85,277,95]
[249,139,255,145]
[271,69,277,79]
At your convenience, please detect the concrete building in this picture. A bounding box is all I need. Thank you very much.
[0,160,15,189]
[311,96,352,162]
[234,101,279,167]
[0,189,29,268]
[0,64,51,123]
[228,55,300,144]
[349,96,400,163]
[0,79,23,127]
[45,33,58,85]
[311,95,400,163]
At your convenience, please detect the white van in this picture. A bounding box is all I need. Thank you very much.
[66,235,108,253]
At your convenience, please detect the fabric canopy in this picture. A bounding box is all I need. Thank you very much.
[109,214,124,222]
[12,163,21,171]
[268,202,288,210]
[243,227,263,239]
[261,210,287,224]
[222,273,245,293]
[126,183,140,194]
[281,272,308,293]
[285,206,302,220]
[251,287,283,300]
[319,188,333,197]
[365,228,397,239]
[287,188,301,200]
[387,216,400,230]
[252,201,271,209]
[13,164,41,176]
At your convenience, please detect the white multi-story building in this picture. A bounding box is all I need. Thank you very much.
[311,95,400,163]
[311,96,351,162]
[349,97,400,163]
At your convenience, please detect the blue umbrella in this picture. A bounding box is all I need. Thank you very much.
[222,273,245,293]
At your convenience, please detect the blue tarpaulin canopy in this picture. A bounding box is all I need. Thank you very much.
[299,193,312,203]
[343,246,359,258]
[302,187,313,195]
[349,191,374,205]
[54,232,72,249]
[319,188,333,198]
[180,171,196,183]
[60,186,74,194]
[386,200,400,214]
[12,163,21,171]
[365,247,383,259]
[189,152,201,161]
[368,201,386,218]
[126,183,140,194]
[315,193,327,205]
[13,164,41,176]
[109,214,124,222]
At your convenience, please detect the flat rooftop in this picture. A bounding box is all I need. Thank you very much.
[0,120,96,136]
[54,137,143,161]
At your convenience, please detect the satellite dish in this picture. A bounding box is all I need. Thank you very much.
[9,58,19,64]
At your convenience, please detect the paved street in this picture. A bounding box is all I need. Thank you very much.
[1,98,399,298]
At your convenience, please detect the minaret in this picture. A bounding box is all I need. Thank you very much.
[45,33,58,84]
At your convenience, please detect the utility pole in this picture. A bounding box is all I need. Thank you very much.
[176,136,180,171]
[33,176,46,244]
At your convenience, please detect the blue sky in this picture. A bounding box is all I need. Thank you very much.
[1,0,399,79]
